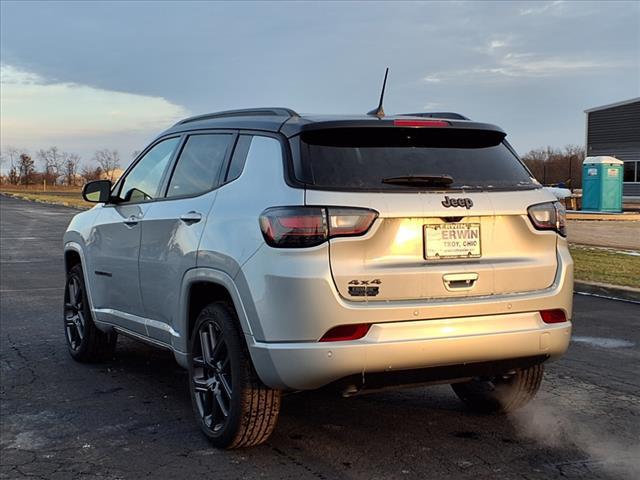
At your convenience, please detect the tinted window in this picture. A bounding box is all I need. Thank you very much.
[296,128,536,191]
[118,137,179,202]
[225,135,252,182]
[623,161,636,182]
[167,134,233,197]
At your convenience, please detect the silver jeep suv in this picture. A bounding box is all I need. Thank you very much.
[63,108,573,448]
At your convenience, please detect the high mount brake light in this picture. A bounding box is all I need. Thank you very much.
[540,309,567,324]
[259,207,378,248]
[527,201,566,237]
[393,119,450,127]
[319,323,371,342]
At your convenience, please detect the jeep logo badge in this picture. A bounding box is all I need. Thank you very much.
[442,196,473,209]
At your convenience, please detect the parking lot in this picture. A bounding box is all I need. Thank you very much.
[1,195,639,480]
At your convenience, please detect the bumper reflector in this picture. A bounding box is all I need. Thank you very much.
[540,309,567,324]
[319,324,371,342]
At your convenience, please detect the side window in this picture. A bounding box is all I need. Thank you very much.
[166,134,233,198]
[118,137,179,203]
[225,135,252,183]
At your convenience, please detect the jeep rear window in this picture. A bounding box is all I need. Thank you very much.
[294,128,536,191]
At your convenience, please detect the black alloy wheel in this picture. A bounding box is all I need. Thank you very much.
[63,264,117,362]
[64,273,86,351]
[189,302,281,448]
[192,319,233,433]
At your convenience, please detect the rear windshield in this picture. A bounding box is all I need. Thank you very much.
[294,128,537,191]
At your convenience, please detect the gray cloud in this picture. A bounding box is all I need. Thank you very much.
[424,52,634,83]
[1,0,638,155]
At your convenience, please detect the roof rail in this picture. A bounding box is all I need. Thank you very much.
[176,107,299,126]
[400,112,470,121]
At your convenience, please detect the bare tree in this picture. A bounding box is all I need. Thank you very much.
[81,165,103,182]
[37,146,64,184]
[1,146,20,179]
[563,144,585,189]
[93,149,121,182]
[521,148,547,182]
[8,166,19,185]
[521,145,586,187]
[545,146,562,185]
[18,153,35,184]
[63,152,81,186]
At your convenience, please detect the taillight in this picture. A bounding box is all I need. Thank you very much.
[393,119,449,127]
[259,207,378,248]
[328,208,378,238]
[259,207,327,248]
[319,323,371,342]
[527,201,566,237]
[540,309,567,324]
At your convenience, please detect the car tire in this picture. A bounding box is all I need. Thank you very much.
[64,264,117,362]
[451,364,544,413]
[189,302,281,449]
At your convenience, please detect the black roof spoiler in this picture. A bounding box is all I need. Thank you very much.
[400,112,471,121]
[163,108,505,140]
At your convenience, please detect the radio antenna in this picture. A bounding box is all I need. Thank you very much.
[367,67,389,118]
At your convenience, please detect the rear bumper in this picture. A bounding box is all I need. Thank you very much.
[248,312,572,390]
[244,243,573,389]
[239,236,573,343]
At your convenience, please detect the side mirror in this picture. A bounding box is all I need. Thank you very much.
[82,180,112,203]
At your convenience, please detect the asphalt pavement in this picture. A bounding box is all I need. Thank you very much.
[567,220,640,250]
[1,195,639,480]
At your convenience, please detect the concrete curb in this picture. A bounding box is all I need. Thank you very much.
[574,281,640,303]
[567,212,640,221]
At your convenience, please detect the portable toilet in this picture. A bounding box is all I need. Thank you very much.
[581,156,623,212]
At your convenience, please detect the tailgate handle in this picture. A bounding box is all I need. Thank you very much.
[443,273,478,291]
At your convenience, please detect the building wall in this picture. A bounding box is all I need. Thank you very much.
[586,100,640,197]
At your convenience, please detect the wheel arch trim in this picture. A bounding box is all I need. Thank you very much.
[63,242,97,314]
[178,268,255,354]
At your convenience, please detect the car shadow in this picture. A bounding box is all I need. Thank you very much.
[51,336,591,479]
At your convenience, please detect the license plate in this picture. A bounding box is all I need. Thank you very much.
[424,223,481,259]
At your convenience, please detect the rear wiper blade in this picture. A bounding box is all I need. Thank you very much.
[381,175,454,187]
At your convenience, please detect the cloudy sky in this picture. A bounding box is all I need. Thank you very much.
[1,0,638,170]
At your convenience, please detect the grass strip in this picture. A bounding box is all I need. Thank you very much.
[569,245,640,289]
[1,191,91,210]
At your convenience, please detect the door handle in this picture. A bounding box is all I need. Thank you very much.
[443,273,478,291]
[123,215,140,227]
[180,211,202,225]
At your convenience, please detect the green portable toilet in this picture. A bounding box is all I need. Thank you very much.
[582,156,623,212]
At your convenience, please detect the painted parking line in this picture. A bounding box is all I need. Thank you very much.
[0,287,61,293]
[571,336,635,349]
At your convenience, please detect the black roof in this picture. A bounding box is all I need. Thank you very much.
[160,107,504,139]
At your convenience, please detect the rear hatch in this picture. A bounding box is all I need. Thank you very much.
[292,123,558,301]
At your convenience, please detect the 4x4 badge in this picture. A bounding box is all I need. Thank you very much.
[442,196,473,209]
[348,279,381,297]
